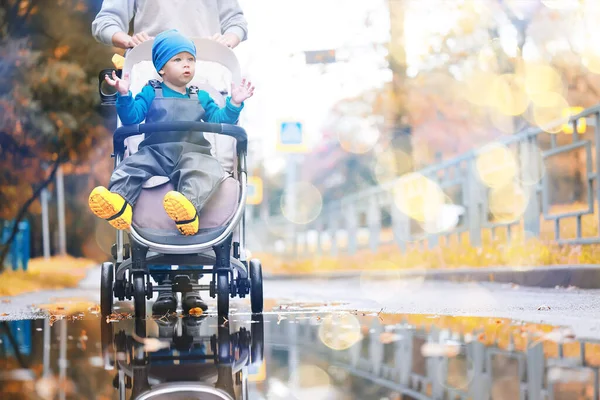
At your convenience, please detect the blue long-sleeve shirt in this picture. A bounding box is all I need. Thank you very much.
[116,82,244,125]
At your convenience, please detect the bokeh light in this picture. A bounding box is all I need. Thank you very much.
[464,71,497,106]
[523,63,565,104]
[532,92,570,133]
[475,142,518,188]
[489,74,529,116]
[518,144,546,187]
[280,182,323,225]
[392,173,445,222]
[318,313,362,351]
[337,116,380,154]
[488,109,516,134]
[420,196,464,234]
[373,148,413,185]
[488,183,529,223]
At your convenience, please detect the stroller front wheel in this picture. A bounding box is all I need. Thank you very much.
[217,272,229,316]
[132,273,146,318]
[100,262,114,316]
[249,259,264,314]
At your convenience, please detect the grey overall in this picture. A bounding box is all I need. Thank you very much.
[109,81,226,214]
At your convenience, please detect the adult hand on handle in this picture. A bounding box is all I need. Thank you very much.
[111,31,152,49]
[210,32,241,49]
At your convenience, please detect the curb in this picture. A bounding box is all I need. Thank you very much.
[263,264,600,289]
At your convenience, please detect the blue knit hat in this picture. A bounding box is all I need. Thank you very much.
[152,29,196,72]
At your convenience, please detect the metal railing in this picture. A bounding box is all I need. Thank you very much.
[261,104,600,257]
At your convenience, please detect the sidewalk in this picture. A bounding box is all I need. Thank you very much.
[264,264,600,289]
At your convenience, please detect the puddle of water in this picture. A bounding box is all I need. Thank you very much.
[0,307,599,399]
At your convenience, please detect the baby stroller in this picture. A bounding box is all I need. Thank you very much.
[97,39,263,318]
[101,315,264,400]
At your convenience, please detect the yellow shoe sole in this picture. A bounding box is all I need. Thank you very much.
[88,186,132,230]
[163,191,199,236]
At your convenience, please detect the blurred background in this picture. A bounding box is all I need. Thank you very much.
[2,0,600,276]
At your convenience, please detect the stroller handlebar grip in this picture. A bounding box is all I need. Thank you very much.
[113,122,247,154]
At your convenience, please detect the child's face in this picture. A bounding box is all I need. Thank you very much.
[159,51,196,86]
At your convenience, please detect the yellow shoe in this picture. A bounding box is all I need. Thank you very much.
[88,186,132,230]
[163,191,199,236]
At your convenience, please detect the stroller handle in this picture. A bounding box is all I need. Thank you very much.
[113,122,247,154]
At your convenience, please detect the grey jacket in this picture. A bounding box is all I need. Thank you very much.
[91,0,248,46]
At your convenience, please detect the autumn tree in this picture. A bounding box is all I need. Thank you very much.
[0,0,113,269]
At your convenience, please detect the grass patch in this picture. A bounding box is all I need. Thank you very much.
[0,255,95,297]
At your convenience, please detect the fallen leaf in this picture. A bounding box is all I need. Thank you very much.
[537,305,551,311]
[1,313,8,316]
[1,299,11,304]
[188,307,204,316]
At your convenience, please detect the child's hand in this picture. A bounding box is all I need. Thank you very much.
[104,70,130,96]
[230,78,255,106]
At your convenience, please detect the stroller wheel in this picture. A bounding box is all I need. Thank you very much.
[101,262,114,316]
[217,272,230,316]
[132,273,146,318]
[249,259,264,314]
[250,314,264,364]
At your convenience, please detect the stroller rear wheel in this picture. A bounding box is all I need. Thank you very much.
[249,259,263,314]
[132,273,146,318]
[101,262,114,316]
[216,272,229,316]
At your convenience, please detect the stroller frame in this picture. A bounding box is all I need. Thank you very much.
[98,40,264,318]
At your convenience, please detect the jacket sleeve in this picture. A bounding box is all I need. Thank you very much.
[91,0,135,46]
[115,85,156,125]
[218,0,248,42]
[198,91,244,124]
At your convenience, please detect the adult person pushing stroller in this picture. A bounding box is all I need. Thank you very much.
[91,0,248,50]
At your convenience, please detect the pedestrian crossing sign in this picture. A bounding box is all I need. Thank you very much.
[247,176,263,205]
[277,121,308,153]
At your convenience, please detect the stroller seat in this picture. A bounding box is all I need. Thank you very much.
[124,53,240,245]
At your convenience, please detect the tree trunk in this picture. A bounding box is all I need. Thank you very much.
[0,155,64,272]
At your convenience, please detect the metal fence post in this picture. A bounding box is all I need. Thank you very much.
[526,344,545,400]
[346,202,358,255]
[369,321,384,376]
[468,341,490,400]
[395,328,414,385]
[520,138,541,237]
[329,209,339,258]
[467,159,482,247]
[315,218,323,258]
[391,203,409,252]
[368,196,381,253]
